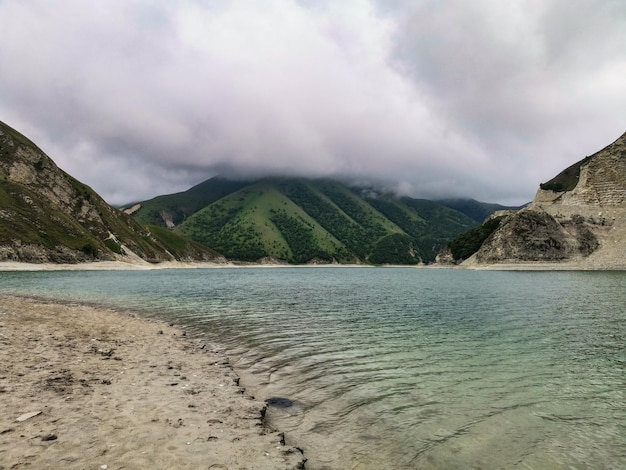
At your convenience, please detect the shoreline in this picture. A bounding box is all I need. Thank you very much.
[1,259,625,271]
[0,295,306,469]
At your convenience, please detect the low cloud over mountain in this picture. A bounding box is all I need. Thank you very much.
[1,0,624,205]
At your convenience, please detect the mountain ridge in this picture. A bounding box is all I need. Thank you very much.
[128,176,516,264]
[0,119,519,266]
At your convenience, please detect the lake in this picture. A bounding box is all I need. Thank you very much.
[1,267,624,469]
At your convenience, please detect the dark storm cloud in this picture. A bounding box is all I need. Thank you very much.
[1,0,624,205]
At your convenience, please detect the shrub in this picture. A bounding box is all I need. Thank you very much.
[447,216,505,261]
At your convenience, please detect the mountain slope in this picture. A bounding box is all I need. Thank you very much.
[436,198,525,224]
[129,177,512,264]
[0,121,220,263]
[127,177,249,228]
[448,131,626,268]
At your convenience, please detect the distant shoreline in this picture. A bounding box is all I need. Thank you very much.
[0,260,373,271]
[1,259,623,271]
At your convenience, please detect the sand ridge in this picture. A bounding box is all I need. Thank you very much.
[0,296,305,469]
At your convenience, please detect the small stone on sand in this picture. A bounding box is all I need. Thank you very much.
[15,411,42,422]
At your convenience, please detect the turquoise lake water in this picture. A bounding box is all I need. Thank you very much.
[1,268,624,469]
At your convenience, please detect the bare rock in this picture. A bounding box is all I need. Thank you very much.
[465,131,626,268]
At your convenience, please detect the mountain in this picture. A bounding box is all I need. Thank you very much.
[443,131,626,269]
[128,177,514,264]
[126,177,249,228]
[0,121,220,264]
[437,198,525,224]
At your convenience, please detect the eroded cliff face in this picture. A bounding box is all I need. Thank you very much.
[533,133,626,207]
[468,131,626,268]
[474,210,601,263]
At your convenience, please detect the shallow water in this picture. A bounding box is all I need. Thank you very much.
[1,268,624,469]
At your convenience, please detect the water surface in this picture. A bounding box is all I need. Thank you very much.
[1,268,624,469]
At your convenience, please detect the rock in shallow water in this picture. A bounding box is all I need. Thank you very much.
[265,397,293,408]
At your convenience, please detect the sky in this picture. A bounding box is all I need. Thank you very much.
[1,0,625,206]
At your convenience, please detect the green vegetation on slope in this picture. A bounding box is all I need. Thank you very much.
[268,209,334,263]
[153,177,498,264]
[0,180,105,260]
[277,180,376,259]
[368,233,418,265]
[446,216,506,261]
[177,182,349,262]
[1,120,218,263]
[362,193,482,262]
[130,177,248,227]
[147,225,222,260]
[540,156,592,192]
[437,198,522,223]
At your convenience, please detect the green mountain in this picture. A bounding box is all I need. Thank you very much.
[437,198,524,224]
[129,176,513,264]
[127,177,248,228]
[0,120,219,263]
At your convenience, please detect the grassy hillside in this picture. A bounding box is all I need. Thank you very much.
[437,198,523,223]
[445,215,508,262]
[177,181,346,262]
[129,177,248,227]
[0,120,219,263]
[539,156,592,192]
[130,177,509,264]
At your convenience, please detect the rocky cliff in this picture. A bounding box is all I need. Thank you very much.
[466,131,626,269]
[0,121,220,264]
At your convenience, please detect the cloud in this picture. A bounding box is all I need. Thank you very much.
[1,0,625,205]
[389,0,626,178]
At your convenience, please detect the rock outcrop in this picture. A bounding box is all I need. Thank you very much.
[0,120,220,264]
[466,131,626,269]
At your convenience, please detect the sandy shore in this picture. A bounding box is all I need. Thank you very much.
[3,259,623,272]
[0,296,305,469]
[0,260,231,271]
[0,260,381,271]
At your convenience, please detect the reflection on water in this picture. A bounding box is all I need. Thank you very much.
[1,268,625,469]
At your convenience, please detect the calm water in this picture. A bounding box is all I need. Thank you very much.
[1,268,624,469]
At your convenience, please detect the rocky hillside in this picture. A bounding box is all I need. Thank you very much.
[454,131,626,269]
[128,177,516,264]
[0,121,220,264]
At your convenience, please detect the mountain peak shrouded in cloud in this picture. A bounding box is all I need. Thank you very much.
[1,0,625,206]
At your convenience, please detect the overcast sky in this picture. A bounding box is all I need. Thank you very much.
[1,0,625,205]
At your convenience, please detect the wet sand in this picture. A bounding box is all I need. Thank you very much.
[0,295,305,469]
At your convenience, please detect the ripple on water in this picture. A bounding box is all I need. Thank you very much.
[1,268,625,469]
